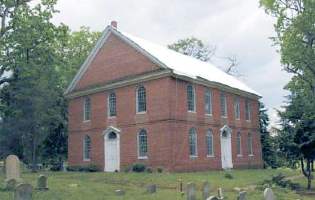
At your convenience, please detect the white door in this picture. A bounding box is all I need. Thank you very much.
[105,132,120,172]
[221,129,233,169]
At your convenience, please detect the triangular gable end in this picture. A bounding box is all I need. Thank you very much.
[65,26,170,95]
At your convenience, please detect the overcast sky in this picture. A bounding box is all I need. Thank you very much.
[50,0,291,126]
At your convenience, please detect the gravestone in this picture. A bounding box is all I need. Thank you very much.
[207,196,219,200]
[115,189,125,196]
[146,184,157,194]
[37,174,48,190]
[202,181,210,200]
[14,183,33,200]
[263,188,275,200]
[237,191,247,200]
[186,182,196,200]
[5,178,17,190]
[5,155,21,182]
[218,188,224,199]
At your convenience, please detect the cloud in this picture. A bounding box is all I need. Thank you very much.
[51,0,290,126]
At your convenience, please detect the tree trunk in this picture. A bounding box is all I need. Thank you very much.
[301,158,312,190]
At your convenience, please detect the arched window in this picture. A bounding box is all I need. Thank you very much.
[83,97,91,121]
[136,86,146,113]
[248,133,253,155]
[245,99,251,121]
[206,129,214,156]
[138,129,148,158]
[220,92,227,117]
[108,92,116,117]
[187,84,195,112]
[236,132,242,156]
[205,89,212,115]
[234,97,240,120]
[83,135,91,160]
[189,128,197,157]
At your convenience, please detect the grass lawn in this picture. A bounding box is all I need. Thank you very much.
[0,169,314,200]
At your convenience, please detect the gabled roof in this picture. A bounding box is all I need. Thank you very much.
[65,25,261,97]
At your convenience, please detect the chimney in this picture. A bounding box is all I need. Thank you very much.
[111,21,117,29]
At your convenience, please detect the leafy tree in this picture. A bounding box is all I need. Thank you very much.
[260,0,315,189]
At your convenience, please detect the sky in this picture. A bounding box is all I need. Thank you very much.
[49,0,291,127]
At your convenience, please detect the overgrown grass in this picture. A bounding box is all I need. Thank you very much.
[0,169,313,200]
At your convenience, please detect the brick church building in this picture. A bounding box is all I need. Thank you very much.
[65,21,263,172]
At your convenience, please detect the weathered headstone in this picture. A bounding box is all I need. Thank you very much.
[263,188,275,200]
[207,196,219,200]
[218,188,224,199]
[115,189,125,196]
[37,174,48,190]
[178,179,183,192]
[202,181,210,200]
[5,178,17,190]
[5,155,21,182]
[14,183,33,200]
[146,184,157,194]
[186,182,196,200]
[237,191,247,200]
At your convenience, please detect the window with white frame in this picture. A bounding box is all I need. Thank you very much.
[108,92,116,117]
[220,92,227,117]
[245,99,251,121]
[205,89,212,115]
[189,128,197,157]
[234,97,240,120]
[236,132,242,156]
[83,135,91,160]
[187,84,195,112]
[248,132,253,155]
[138,129,148,158]
[206,129,214,156]
[83,97,91,121]
[136,86,146,113]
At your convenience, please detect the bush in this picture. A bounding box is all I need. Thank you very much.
[132,163,146,172]
[67,164,99,172]
[259,173,301,191]
[157,167,163,173]
[50,164,62,171]
[224,173,234,179]
[145,167,153,173]
[123,165,132,173]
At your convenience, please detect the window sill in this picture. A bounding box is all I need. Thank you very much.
[207,155,215,158]
[237,154,243,157]
[83,159,90,162]
[138,156,148,160]
[246,120,251,122]
[188,111,196,113]
[235,118,240,121]
[83,120,91,123]
[108,116,117,119]
[248,154,254,157]
[205,114,213,117]
[136,111,147,115]
[190,155,198,159]
[221,116,228,119]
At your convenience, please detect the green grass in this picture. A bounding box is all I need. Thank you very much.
[0,169,313,200]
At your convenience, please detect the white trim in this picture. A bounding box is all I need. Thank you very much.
[83,97,91,122]
[103,126,121,172]
[137,129,148,159]
[187,84,196,112]
[236,132,242,156]
[83,135,91,161]
[136,85,147,113]
[189,128,198,157]
[206,129,214,157]
[107,91,117,117]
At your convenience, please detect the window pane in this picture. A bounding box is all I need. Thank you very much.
[248,133,253,155]
[108,92,116,117]
[138,130,148,157]
[234,97,240,119]
[187,85,195,111]
[84,135,91,160]
[137,86,146,113]
[206,129,213,156]
[220,93,227,117]
[237,132,241,155]
[205,89,212,115]
[245,100,251,121]
[189,128,197,156]
[84,97,91,121]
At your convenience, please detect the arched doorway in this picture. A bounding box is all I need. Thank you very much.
[220,125,233,169]
[104,127,120,172]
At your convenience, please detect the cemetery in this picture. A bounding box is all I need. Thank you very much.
[0,155,314,200]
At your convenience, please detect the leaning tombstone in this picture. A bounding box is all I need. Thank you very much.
[202,181,210,200]
[186,182,196,200]
[5,155,21,182]
[263,188,275,200]
[5,178,17,190]
[237,191,247,200]
[207,196,219,200]
[146,184,157,194]
[14,183,33,200]
[37,174,48,190]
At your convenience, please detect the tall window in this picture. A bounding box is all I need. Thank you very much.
[138,129,148,158]
[187,84,195,112]
[83,135,91,160]
[189,128,197,157]
[236,132,242,156]
[245,99,251,121]
[84,97,91,121]
[136,86,146,113]
[220,92,227,117]
[206,129,214,156]
[108,92,116,117]
[248,133,253,155]
[234,97,240,120]
[205,89,212,115]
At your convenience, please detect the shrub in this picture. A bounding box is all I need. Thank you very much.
[146,167,153,173]
[157,167,163,173]
[67,164,99,172]
[259,173,301,191]
[123,165,132,173]
[132,163,146,172]
[224,173,234,179]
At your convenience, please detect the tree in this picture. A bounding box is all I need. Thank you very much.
[168,37,241,76]
[260,0,315,189]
